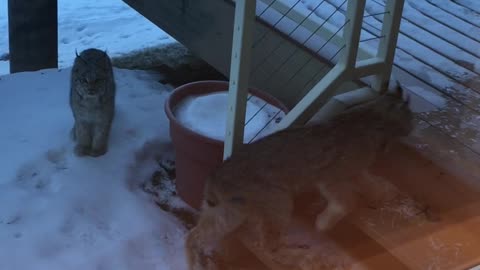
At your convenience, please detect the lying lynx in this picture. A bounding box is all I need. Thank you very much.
[185,87,413,270]
[70,48,115,157]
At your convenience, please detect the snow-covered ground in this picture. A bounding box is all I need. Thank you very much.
[0,64,287,270]
[0,0,174,75]
[1,0,479,268]
[0,68,187,269]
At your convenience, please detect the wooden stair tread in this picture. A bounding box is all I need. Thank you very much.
[238,134,480,270]
[349,140,480,270]
[239,215,408,269]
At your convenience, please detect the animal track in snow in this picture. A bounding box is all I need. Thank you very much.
[15,147,68,192]
[76,25,86,32]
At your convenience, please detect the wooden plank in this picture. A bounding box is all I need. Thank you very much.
[371,0,405,92]
[364,7,480,110]
[224,0,257,159]
[398,78,480,157]
[349,136,480,270]
[341,0,366,70]
[8,0,58,73]
[239,218,409,270]
[278,64,347,128]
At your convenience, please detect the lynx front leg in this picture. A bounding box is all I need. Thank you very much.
[90,122,112,157]
[186,203,246,270]
[253,193,293,251]
[73,121,92,156]
[315,181,356,231]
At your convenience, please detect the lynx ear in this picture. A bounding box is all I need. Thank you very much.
[402,92,410,108]
[394,81,411,108]
[394,80,403,97]
[75,49,80,58]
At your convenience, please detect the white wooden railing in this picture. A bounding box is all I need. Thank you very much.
[224,0,405,158]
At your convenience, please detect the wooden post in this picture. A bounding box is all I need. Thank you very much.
[340,0,367,72]
[277,64,346,129]
[371,0,405,92]
[223,0,256,160]
[8,0,58,73]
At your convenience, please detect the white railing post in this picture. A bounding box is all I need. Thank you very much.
[371,0,405,92]
[340,0,367,72]
[223,0,256,160]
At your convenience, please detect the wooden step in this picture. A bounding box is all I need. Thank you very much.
[350,141,480,270]
[237,138,480,270]
[239,218,409,270]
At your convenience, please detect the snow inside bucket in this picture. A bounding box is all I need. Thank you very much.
[174,91,286,143]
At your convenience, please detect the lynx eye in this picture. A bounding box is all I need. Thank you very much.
[206,199,217,207]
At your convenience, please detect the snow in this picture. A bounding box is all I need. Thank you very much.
[0,68,188,269]
[175,92,285,142]
[0,0,478,268]
[0,0,175,75]
[257,0,480,112]
[408,85,447,110]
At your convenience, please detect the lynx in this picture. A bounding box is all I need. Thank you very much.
[185,87,413,270]
[70,48,115,157]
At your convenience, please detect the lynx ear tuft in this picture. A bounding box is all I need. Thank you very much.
[75,49,80,58]
[394,80,403,97]
[402,92,410,108]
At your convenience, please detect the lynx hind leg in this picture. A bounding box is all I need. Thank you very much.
[251,192,293,250]
[90,122,112,157]
[186,197,247,270]
[74,121,92,156]
[315,181,357,231]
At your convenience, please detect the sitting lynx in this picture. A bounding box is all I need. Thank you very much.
[185,87,413,270]
[70,48,115,157]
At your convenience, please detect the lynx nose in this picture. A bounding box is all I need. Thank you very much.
[87,89,96,96]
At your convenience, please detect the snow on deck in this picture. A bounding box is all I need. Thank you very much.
[256,0,480,166]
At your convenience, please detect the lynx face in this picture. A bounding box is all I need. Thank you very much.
[340,86,414,138]
[71,49,113,99]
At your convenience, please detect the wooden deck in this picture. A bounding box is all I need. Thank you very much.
[221,1,480,268]
[223,115,480,270]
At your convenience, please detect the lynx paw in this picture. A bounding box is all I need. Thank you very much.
[315,216,335,231]
[190,253,221,270]
[90,146,107,157]
[74,145,90,157]
[315,204,347,232]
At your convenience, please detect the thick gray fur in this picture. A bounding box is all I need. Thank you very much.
[70,48,116,157]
